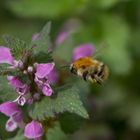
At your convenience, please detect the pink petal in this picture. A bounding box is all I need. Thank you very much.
[33,93,41,100]
[56,31,69,45]
[42,83,53,96]
[72,43,95,61]
[12,111,23,123]
[15,95,26,106]
[34,76,43,87]
[32,33,40,41]
[0,47,14,65]
[7,76,24,89]
[24,120,44,139]
[16,84,29,95]
[6,117,18,132]
[14,60,24,69]
[0,101,20,117]
[47,68,59,84]
[27,97,34,105]
[7,76,29,95]
[35,63,55,79]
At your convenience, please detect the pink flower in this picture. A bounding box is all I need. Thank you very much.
[27,97,34,105]
[7,76,29,105]
[6,111,23,132]
[72,43,95,61]
[34,76,44,87]
[42,83,53,96]
[7,76,25,90]
[6,117,18,132]
[32,33,40,41]
[11,110,23,123]
[0,47,14,65]
[47,68,59,84]
[34,63,56,96]
[24,120,44,139]
[7,76,29,95]
[0,102,23,132]
[14,95,26,106]
[0,102,20,116]
[56,31,69,45]
[33,93,41,100]
[35,63,55,79]
[0,47,24,70]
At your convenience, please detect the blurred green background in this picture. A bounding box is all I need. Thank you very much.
[0,0,140,139]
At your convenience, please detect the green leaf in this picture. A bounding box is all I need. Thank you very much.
[59,112,85,134]
[3,35,27,60]
[46,122,67,140]
[34,51,53,63]
[0,64,11,76]
[0,113,16,139]
[0,64,22,76]
[29,96,54,120]
[29,87,89,120]
[31,22,52,54]
[0,76,17,101]
[54,87,89,118]
[0,64,29,84]
[7,130,26,140]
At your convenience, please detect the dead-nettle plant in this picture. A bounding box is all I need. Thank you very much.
[0,22,95,140]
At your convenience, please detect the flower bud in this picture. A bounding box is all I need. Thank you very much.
[27,66,33,73]
[23,70,27,74]
[33,93,41,100]
[27,97,34,105]
[6,117,18,132]
[17,60,24,69]
[24,120,44,139]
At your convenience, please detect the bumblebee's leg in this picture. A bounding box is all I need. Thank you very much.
[94,75,103,85]
[85,74,96,83]
[83,71,88,81]
[87,73,95,83]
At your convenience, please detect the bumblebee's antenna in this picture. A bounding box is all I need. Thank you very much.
[60,65,69,68]
[58,64,70,71]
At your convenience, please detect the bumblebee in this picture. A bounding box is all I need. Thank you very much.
[70,57,109,84]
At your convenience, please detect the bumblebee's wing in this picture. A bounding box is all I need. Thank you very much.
[93,42,108,59]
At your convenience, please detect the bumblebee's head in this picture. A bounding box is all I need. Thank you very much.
[70,64,77,75]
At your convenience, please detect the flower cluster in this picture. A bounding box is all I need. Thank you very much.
[0,101,23,132]
[0,26,95,139]
[55,31,69,45]
[35,63,55,96]
[0,42,58,139]
[0,46,58,105]
[0,101,44,139]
